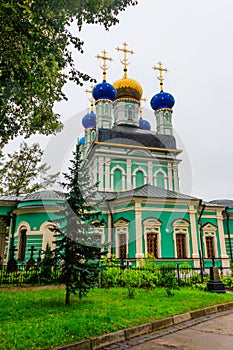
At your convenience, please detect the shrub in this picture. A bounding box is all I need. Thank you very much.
[101,267,122,288]
[221,277,233,289]
[122,269,140,298]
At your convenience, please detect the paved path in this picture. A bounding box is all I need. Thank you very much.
[101,310,233,350]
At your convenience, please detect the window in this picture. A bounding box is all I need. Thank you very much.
[172,219,190,259]
[176,234,186,258]
[18,228,27,261]
[119,233,127,259]
[143,218,161,258]
[114,168,122,191]
[91,130,96,142]
[147,233,158,258]
[136,170,144,187]
[202,223,217,259]
[128,107,133,120]
[114,219,129,259]
[206,236,214,258]
[157,172,165,188]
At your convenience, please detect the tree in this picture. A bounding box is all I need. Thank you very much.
[51,145,105,306]
[0,141,58,196]
[0,0,138,145]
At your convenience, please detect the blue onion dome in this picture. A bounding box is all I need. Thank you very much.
[150,91,175,111]
[78,136,86,145]
[93,80,116,101]
[139,118,151,131]
[82,111,96,129]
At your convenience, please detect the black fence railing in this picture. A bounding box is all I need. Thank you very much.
[0,263,230,287]
[0,264,60,286]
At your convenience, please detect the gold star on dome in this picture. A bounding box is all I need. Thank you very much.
[116,42,135,79]
[153,61,168,91]
[85,85,94,112]
[96,50,113,81]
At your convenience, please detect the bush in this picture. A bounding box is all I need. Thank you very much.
[121,269,140,298]
[101,267,122,288]
[221,277,233,289]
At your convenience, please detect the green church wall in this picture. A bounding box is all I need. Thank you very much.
[15,211,59,232]
[17,200,63,208]
[0,205,15,217]
[131,163,148,173]
[110,162,126,172]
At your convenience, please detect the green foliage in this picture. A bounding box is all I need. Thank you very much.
[230,262,233,276]
[39,245,56,283]
[101,267,122,288]
[0,141,58,195]
[191,282,208,291]
[122,269,140,298]
[51,146,105,305]
[221,276,233,289]
[0,0,138,145]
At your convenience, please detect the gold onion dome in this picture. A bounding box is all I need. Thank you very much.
[113,78,143,102]
[113,42,143,102]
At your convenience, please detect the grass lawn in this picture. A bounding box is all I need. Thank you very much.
[1,286,233,349]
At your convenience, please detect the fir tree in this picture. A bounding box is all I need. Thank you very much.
[51,145,105,306]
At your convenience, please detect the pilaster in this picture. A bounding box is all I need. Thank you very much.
[134,201,143,263]
[216,210,230,267]
[189,205,199,259]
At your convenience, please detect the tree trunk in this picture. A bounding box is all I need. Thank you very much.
[65,287,71,306]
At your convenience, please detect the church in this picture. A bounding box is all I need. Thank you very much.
[1,43,233,270]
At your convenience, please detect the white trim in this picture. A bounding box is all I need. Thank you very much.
[172,219,190,258]
[111,165,126,191]
[143,218,161,258]
[132,166,147,188]
[153,169,168,189]
[114,219,129,259]
[40,222,57,252]
[202,223,218,259]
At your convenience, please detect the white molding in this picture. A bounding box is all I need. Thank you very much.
[172,219,190,258]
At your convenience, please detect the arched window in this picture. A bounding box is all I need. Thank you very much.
[114,168,122,192]
[136,170,144,187]
[157,172,165,188]
[128,106,133,120]
[18,228,27,261]
[147,233,158,258]
[91,130,96,142]
[104,103,109,114]
[41,223,56,252]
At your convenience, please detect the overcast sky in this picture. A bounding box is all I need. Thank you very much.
[8,0,233,201]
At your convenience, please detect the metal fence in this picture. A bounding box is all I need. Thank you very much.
[0,264,60,286]
[0,263,231,287]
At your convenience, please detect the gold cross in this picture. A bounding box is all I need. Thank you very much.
[153,61,168,91]
[116,42,135,78]
[96,50,113,80]
[85,85,94,112]
[140,97,147,118]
